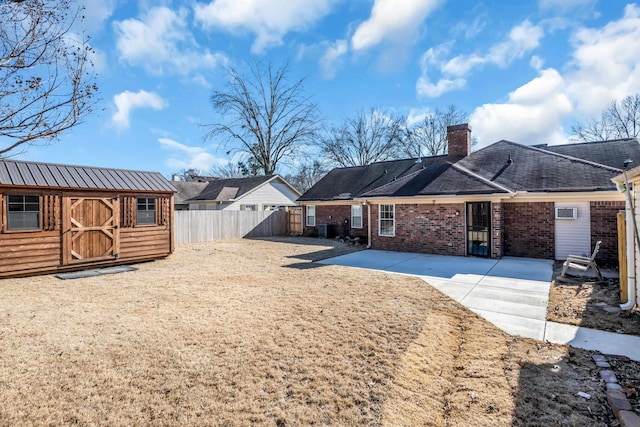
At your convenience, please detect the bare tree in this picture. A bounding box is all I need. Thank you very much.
[572,94,640,142]
[320,108,404,167]
[0,0,98,157]
[401,105,467,157]
[205,61,321,175]
[209,162,245,178]
[284,159,328,193]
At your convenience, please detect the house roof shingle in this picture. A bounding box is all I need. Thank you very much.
[0,159,176,192]
[298,138,640,201]
[189,175,276,201]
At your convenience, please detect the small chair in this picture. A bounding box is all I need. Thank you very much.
[559,241,603,281]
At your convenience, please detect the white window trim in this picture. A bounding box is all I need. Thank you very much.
[351,204,363,229]
[378,204,395,237]
[306,205,316,226]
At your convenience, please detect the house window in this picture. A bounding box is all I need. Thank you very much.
[136,197,156,225]
[240,204,258,211]
[306,205,316,226]
[378,204,395,237]
[351,205,363,228]
[6,194,40,230]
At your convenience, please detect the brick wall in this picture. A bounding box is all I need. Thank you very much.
[590,201,624,267]
[302,204,369,240]
[491,202,504,258]
[370,203,466,256]
[503,202,555,259]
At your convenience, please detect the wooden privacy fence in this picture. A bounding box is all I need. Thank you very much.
[174,210,288,244]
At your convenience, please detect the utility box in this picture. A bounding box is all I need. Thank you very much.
[318,224,335,239]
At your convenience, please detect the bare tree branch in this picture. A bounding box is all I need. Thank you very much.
[319,108,404,167]
[400,105,468,157]
[0,0,98,157]
[571,94,640,142]
[204,61,321,175]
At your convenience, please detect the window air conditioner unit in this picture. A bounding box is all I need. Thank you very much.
[555,207,578,219]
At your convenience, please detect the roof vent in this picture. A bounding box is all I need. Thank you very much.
[507,154,513,165]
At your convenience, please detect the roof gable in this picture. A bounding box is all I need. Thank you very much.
[0,159,176,192]
[457,140,623,192]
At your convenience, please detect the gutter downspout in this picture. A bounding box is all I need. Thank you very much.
[621,164,639,310]
[366,201,372,249]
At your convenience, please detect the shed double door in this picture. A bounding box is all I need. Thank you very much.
[62,195,120,265]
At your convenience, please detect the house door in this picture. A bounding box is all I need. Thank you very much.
[63,196,119,264]
[467,202,491,257]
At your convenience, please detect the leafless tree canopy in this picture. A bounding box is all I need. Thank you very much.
[209,161,246,178]
[284,159,328,193]
[320,108,404,167]
[572,94,640,142]
[401,105,467,157]
[0,0,98,157]
[205,61,321,175]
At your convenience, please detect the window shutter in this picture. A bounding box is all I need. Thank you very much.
[121,196,136,227]
[42,194,60,231]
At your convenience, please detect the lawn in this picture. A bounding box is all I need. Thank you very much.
[0,238,616,426]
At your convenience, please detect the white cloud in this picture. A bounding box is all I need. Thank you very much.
[112,90,168,129]
[319,39,348,79]
[158,138,223,171]
[194,0,335,54]
[417,20,544,98]
[77,0,117,32]
[470,68,573,147]
[114,6,227,75]
[565,4,640,115]
[351,0,442,51]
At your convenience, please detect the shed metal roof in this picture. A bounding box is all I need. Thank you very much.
[0,159,176,192]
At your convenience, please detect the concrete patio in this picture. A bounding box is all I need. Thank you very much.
[318,250,640,361]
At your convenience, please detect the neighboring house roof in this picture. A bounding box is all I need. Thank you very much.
[0,159,176,192]
[189,175,276,202]
[182,174,301,203]
[171,181,209,204]
[299,138,640,201]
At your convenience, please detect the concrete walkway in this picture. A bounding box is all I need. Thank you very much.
[318,250,640,361]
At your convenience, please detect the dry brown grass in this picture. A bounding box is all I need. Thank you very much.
[0,237,616,426]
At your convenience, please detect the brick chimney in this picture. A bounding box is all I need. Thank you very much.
[447,123,472,157]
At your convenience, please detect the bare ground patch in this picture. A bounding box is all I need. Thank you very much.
[0,238,620,425]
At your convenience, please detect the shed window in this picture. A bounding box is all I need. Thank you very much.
[306,205,316,226]
[378,204,395,237]
[351,205,363,229]
[7,195,40,231]
[136,197,156,225]
[240,204,257,211]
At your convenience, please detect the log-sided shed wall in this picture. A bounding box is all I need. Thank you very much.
[0,160,176,278]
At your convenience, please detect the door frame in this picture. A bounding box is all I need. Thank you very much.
[62,193,120,265]
[466,201,491,257]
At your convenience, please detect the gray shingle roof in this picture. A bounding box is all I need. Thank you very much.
[299,138,640,201]
[171,181,209,204]
[456,140,623,192]
[0,159,176,192]
[537,138,640,169]
[188,175,276,201]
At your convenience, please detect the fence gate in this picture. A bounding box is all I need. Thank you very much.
[288,207,302,235]
[63,195,120,264]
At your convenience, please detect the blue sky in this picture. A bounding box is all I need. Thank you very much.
[12,0,640,178]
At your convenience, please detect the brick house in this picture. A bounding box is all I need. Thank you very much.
[298,124,640,266]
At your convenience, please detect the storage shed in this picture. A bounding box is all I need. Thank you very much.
[0,159,176,278]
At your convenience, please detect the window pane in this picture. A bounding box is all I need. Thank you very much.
[6,195,40,230]
[136,197,156,225]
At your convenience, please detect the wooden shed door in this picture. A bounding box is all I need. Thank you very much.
[63,196,119,264]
